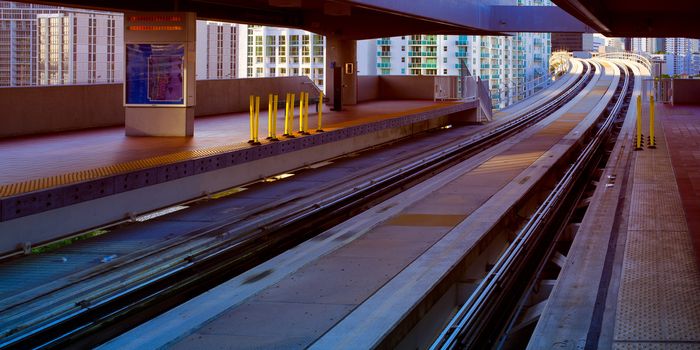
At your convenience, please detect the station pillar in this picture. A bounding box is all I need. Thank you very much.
[123,12,196,136]
[326,36,357,110]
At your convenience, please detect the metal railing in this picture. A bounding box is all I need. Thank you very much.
[594,51,653,73]
[642,77,673,103]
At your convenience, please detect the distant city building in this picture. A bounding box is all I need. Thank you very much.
[356,0,552,109]
[665,38,700,75]
[195,21,239,80]
[36,11,123,85]
[551,33,582,51]
[631,37,666,55]
[550,33,603,56]
[0,1,123,86]
[361,31,551,108]
[242,25,325,91]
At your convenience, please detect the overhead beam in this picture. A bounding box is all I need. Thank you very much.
[489,6,595,33]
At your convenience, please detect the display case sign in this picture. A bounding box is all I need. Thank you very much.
[125,43,185,106]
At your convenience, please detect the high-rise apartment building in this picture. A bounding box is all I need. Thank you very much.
[665,38,700,75]
[36,11,122,85]
[631,37,666,55]
[360,0,551,109]
[368,33,550,108]
[195,20,239,80]
[0,1,122,86]
[242,25,325,91]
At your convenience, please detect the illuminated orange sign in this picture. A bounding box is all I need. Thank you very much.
[128,25,184,31]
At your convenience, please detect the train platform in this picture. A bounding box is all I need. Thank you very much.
[98,59,610,349]
[0,98,481,255]
[0,99,463,195]
[529,81,700,348]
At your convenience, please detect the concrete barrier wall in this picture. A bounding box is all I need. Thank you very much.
[358,76,380,102]
[195,76,320,116]
[0,76,321,138]
[0,75,445,138]
[357,75,442,102]
[672,79,700,105]
[378,76,436,100]
[0,84,124,138]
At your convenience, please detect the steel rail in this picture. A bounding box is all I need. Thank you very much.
[0,61,592,349]
[430,60,631,350]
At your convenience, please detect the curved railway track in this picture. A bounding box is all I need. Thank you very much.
[429,60,635,350]
[0,60,594,349]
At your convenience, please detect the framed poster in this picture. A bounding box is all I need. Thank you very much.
[125,43,185,106]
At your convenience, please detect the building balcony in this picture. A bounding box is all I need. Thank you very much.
[377,62,391,68]
[455,51,468,58]
[481,53,490,58]
[377,51,391,57]
[408,40,437,45]
[455,40,468,46]
[408,63,437,68]
[408,51,437,57]
[376,39,391,45]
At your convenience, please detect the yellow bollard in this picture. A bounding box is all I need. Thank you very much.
[298,92,307,134]
[316,91,324,132]
[649,95,656,148]
[267,93,274,139]
[248,95,255,144]
[635,95,643,150]
[283,93,291,136]
[252,96,261,145]
[287,93,296,137]
[304,92,309,133]
[272,94,279,140]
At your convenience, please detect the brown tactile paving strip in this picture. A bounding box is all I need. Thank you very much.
[172,69,616,349]
[613,103,700,349]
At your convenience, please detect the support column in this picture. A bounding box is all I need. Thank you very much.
[123,12,196,136]
[325,36,357,110]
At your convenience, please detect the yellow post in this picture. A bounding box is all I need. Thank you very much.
[288,93,296,137]
[635,95,643,150]
[649,95,656,148]
[252,96,261,144]
[283,93,290,136]
[267,93,274,139]
[248,95,255,143]
[299,92,306,134]
[272,94,279,140]
[316,91,324,132]
[304,92,310,132]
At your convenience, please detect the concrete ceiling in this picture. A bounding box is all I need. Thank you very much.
[551,0,700,38]
[25,0,589,39]
[27,0,496,39]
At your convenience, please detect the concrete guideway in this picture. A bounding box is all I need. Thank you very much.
[3,61,584,348]
[100,60,623,349]
[529,61,700,349]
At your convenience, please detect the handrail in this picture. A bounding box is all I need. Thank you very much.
[594,51,652,72]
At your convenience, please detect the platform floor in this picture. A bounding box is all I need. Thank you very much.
[0,100,459,197]
[612,103,700,348]
[529,97,700,349]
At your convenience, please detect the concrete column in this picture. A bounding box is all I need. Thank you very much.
[123,12,196,136]
[325,36,357,109]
